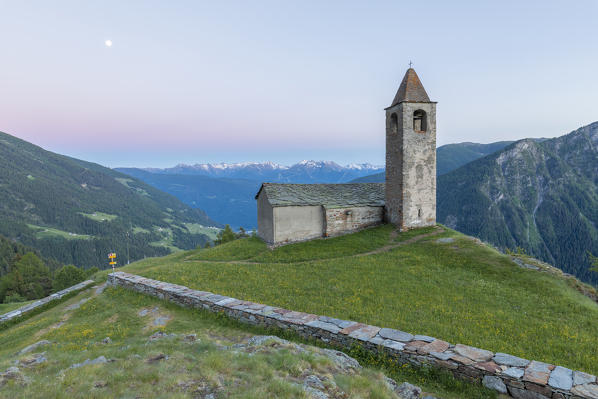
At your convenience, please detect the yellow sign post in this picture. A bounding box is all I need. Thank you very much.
[108,253,117,272]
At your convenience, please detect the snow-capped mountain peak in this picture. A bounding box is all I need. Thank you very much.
[141,160,384,183]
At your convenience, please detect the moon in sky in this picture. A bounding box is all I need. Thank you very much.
[105,39,113,47]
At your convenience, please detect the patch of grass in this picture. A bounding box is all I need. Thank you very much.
[187,236,268,261]
[251,224,396,263]
[183,223,220,240]
[393,225,437,242]
[149,226,183,252]
[122,225,598,376]
[27,224,92,240]
[132,226,150,234]
[0,286,484,398]
[115,177,149,196]
[114,177,134,186]
[78,211,118,222]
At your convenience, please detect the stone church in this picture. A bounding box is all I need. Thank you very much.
[255,68,437,245]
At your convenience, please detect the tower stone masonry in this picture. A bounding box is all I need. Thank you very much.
[385,68,437,230]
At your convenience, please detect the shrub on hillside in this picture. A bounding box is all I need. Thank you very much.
[213,225,250,247]
[53,264,87,291]
[0,252,52,302]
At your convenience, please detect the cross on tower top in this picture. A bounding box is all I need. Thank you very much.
[409,61,413,68]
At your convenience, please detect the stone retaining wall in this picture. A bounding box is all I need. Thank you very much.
[108,272,598,399]
[0,280,95,324]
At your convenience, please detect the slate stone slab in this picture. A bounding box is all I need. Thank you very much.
[305,320,341,334]
[483,375,508,394]
[524,361,554,385]
[413,335,435,343]
[548,366,573,390]
[574,371,597,386]
[382,339,406,351]
[368,336,385,345]
[494,352,530,367]
[453,344,493,362]
[318,316,355,329]
[430,351,453,361]
[420,339,449,354]
[571,384,598,399]
[348,325,380,341]
[503,367,525,379]
[475,361,501,374]
[378,328,413,342]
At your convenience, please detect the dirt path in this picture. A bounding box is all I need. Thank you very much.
[185,227,446,266]
[355,227,445,257]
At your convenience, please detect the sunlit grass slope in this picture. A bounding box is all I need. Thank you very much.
[120,225,598,376]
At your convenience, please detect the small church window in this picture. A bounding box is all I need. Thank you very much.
[418,209,422,218]
[390,113,398,134]
[413,110,427,132]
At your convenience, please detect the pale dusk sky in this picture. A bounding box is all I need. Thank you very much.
[1,0,596,167]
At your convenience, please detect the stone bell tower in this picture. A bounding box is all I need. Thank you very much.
[385,68,437,230]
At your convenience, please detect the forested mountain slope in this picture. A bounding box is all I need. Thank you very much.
[0,132,219,269]
[0,234,61,277]
[438,122,598,284]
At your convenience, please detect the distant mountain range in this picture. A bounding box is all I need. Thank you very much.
[0,131,219,270]
[116,142,511,230]
[116,161,384,229]
[140,161,384,183]
[438,122,598,285]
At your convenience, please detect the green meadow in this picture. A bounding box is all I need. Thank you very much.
[119,225,598,376]
[78,212,118,222]
[27,224,92,240]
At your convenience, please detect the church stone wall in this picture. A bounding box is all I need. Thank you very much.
[324,206,384,237]
[109,271,598,399]
[273,205,324,244]
[257,191,274,244]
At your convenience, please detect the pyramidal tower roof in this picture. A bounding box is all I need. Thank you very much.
[389,68,431,107]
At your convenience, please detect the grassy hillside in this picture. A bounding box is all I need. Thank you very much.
[438,122,598,285]
[117,225,598,376]
[0,282,491,398]
[0,131,221,269]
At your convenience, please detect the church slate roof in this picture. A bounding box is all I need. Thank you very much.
[256,183,385,208]
[388,68,431,108]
